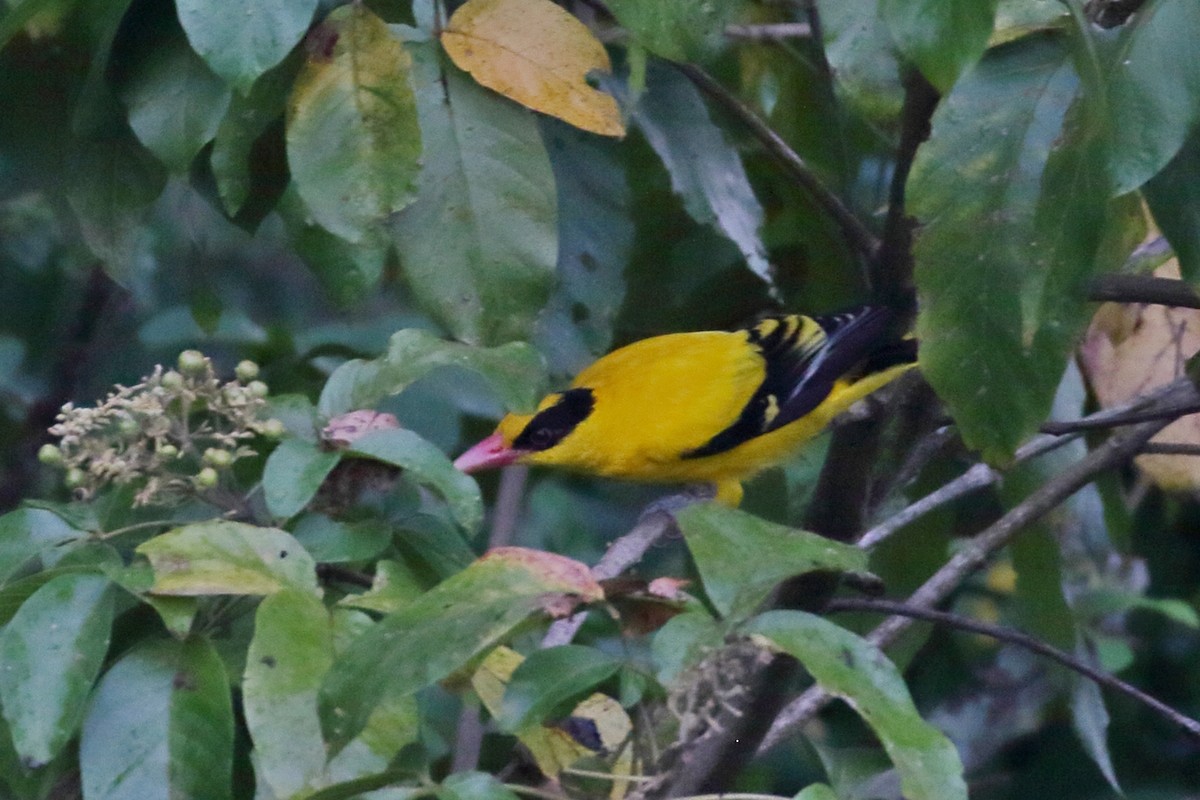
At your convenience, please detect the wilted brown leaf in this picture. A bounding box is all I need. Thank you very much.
[483,546,604,602]
[1079,258,1200,489]
[441,0,625,137]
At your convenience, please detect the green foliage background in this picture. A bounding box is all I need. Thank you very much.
[2,0,1200,798]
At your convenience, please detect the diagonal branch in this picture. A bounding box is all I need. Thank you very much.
[675,62,881,262]
[827,597,1200,741]
[759,376,1200,753]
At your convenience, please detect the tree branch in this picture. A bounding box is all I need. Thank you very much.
[724,23,812,41]
[760,376,1199,752]
[826,597,1200,742]
[675,63,881,262]
[1088,273,1200,310]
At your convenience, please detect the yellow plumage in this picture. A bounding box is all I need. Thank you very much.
[455,308,917,506]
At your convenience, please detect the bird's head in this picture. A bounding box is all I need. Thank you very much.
[454,388,595,474]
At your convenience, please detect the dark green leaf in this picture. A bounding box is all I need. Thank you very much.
[820,0,904,119]
[1107,0,1200,193]
[65,136,167,284]
[338,559,425,615]
[287,4,421,242]
[243,589,332,798]
[497,645,622,732]
[278,187,392,305]
[0,508,84,587]
[605,0,732,62]
[317,327,547,417]
[210,55,295,219]
[749,610,967,800]
[177,0,317,92]
[651,610,724,685]
[135,520,319,596]
[391,41,556,345]
[320,548,601,748]
[347,429,483,534]
[292,514,391,564]
[881,0,1000,91]
[1070,664,1119,792]
[1144,128,1200,281]
[438,771,521,800]
[118,32,231,172]
[676,503,868,620]
[0,574,112,767]
[911,35,1112,461]
[262,438,342,520]
[80,637,233,800]
[534,119,632,376]
[633,63,772,291]
[0,0,61,50]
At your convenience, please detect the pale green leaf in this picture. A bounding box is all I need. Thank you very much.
[0,574,112,767]
[177,0,317,92]
[136,521,319,596]
[749,610,967,800]
[287,4,421,242]
[262,438,342,520]
[391,41,556,345]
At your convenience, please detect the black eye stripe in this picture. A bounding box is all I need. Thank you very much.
[513,388,595,451]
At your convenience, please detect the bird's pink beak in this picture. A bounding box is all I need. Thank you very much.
[454,433,521,473]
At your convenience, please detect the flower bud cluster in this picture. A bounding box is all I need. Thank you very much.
[43,351,283,506]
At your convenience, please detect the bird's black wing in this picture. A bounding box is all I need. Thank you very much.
[682,306,912,459]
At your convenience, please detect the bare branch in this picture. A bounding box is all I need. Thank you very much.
[826,597,1200,742]
[724,23,812,40]
[1088,272,1200,310]
[760,376,1199,752]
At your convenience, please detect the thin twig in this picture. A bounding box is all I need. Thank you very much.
[826,597,1200,741]
[860,379,1200,550]
[1040,400,1200,434]
[724,23,812,40]
[760,377,1199,752]
[1088,272,1200,310]
[674,63,881,261]
[541,509,678,647]
[1139,442,1200,456]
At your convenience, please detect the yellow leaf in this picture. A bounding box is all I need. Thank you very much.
[1079,257,1200,490]
[441,0,625,137]
[470,646,635,796]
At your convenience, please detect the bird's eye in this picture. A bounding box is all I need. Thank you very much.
[529,427,559,449]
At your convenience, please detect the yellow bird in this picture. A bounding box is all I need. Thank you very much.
[454,306,917,506]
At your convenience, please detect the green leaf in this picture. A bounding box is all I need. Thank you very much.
[347,429,483,534]
[438,771,521,800]
[391,41,556,345]
[633,63,772,292]
[1070,664,1119,792]
[911,35,1112,462]
[748,610,967,800]
[135,521,319,596]
[118,31,231,172]
[0,508,84,587]
[651,610,724,685]
[1144,128,1200,281]
[497,645,622,732]
[292,514,392,564]
[534,119,632,376]
[243,589,333,798]
[210,55,296,220]
[820,0,904,120]
[1106,0,1200,194]
[317,327,547,417]
[320,548,601,748]
[80,637,233,800]
[795,785,839,800]
[177,0,317,92]
[0,0,62,50]
[605,0,732,62]
[0,573,112,767]
[881,0,1000,91]
[65,136,167,285]
[278,186,393,305]
[262,438,342,520]
[676,503,868,620]
[323,692,420,783]
[286,4,421,243]
[338,559,426,614]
